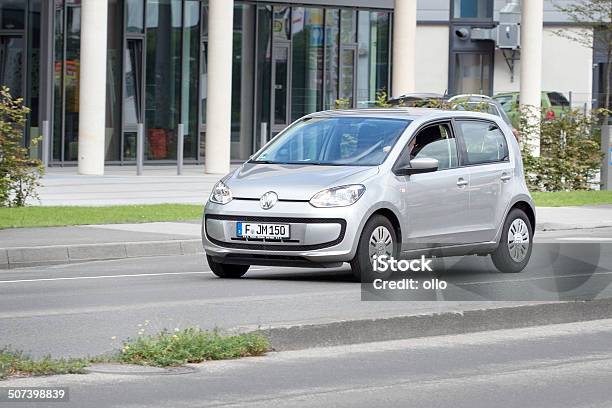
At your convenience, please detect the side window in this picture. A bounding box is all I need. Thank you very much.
[456,120,509,165]
[407,123,458,171]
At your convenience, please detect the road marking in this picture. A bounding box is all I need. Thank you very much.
[0,267,279,284]
[555,237,612,242]
[0,271,217,284]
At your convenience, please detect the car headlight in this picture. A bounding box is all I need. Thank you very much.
[309,184,366,208]
[210,180,232,205]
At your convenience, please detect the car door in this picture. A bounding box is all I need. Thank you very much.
[454,119,514,243]
[395,121,471,249]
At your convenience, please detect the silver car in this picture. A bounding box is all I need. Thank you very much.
[202,108,535,281]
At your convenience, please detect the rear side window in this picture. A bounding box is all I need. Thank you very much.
[493,95,514,112]
[456,120,509,165]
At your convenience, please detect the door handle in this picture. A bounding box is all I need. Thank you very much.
[456,178,468,187]
[501,173,511,182]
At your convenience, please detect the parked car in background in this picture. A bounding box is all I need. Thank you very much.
[387,93,446,107]
[493,91,571,128]
[449,94,519,141]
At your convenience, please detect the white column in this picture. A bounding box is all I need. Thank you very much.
[519,0,543,156]
[77,0,108,175]
[205,0,234,174]
[392,0,417,98]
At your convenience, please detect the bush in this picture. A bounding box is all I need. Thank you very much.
[519,107,603,191]
[0,86,43,207]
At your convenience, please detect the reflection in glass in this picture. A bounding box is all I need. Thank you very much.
[291,7,323,121]
[454,53,491,95]
[182,0,199,159]
[356,11,389,107]
[232,4,255,160]
[52,4,63,161]
[273,6,290,41]
[145,0,181,160]
[340,9,356,44]
[126,0,144,33]
[323,9,339,110]
[0,36,23,98]
[26,0,41,150]
[63,5,80,161]
[273,45,288,125]
[106,0,122,161]
[339,47,355,106]
[0,0,25,30]
[452,0,492,19]
[124,39,142,126]
[254,5,271,150]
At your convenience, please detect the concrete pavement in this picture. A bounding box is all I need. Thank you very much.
[32,165,232,206]
[3,319,612,407]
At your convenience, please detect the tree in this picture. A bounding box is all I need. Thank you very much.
[0,87,43,207]
[553,0,612,110]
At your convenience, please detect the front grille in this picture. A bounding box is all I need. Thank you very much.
[205,215,347,251]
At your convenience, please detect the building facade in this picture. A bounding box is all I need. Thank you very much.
[1,0,595,167]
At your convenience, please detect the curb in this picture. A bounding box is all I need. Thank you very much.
[0,239,203,269]
[253,299,612,351]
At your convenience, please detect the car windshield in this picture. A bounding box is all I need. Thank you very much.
[251,117,411,166]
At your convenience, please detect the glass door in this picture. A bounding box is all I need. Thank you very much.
[0,35,24,98]
[270,42,290,137]
[452,52,492,95]
[122,38,144,160]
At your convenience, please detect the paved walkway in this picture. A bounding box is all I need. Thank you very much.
[32,165,233,206]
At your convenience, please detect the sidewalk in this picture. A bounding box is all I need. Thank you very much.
[1,206,611,269]
[32,165,234,206]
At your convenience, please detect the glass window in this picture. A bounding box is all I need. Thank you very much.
[291,7,323,121]
[0,0,25,30]
[145,0,182,160]
[456,121,509,164]
[182,0,200,160]
[452,0,492,19]
[126,0,144,33]
[106,0,122,161]
[453,53,491,95]
[124,39,142,126]
[356,11,390,107]
[493,94,514,112]
[273,5,290,41]
[63,5,80,162]
[323,9,339,110]
[409,124,458,170]
[0,36,24,98]
[340,9,356,44]
[252,117,410,166]
[547,92,570,107]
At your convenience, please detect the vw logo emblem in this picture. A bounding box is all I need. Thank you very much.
[260,191,278,210]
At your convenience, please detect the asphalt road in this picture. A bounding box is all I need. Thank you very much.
[3,319,612,408]
[0,228,611,358]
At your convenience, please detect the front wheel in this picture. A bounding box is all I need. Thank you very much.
[350,215,398,282]
[206,255,249,278]
[491,208,533,273]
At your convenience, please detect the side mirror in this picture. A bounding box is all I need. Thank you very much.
[394,158,439,176]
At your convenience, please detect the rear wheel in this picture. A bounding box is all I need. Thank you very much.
[206,255,250,278]
[350,215,398,282]
[491,208,533,273]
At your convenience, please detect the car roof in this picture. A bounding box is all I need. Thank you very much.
[307,108,502,123]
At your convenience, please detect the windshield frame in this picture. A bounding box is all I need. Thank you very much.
[249,116,412,167]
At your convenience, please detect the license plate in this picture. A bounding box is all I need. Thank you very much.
[236,222,290,239]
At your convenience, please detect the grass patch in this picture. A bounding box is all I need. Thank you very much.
[0,204,203,229]
[532,190,612,207]
[118,328,269,367]
[0,348,88,380]
[0,329,269,380]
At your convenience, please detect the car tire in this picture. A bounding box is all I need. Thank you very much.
[350,215,398,282]
[491,208,533,274]
[206,255,250,278]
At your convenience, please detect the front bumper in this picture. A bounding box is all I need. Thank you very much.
[202,199,366,266]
